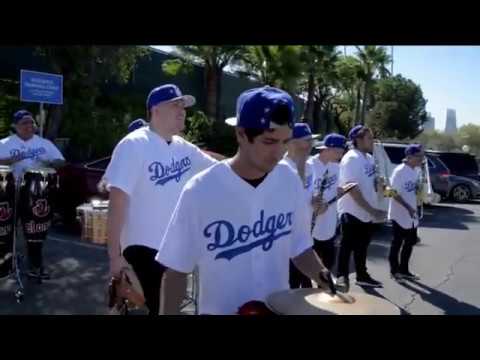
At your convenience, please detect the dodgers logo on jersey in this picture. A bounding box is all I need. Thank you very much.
[364,163,376,177]
[314,174,337,193]
[10,147,46,161]
[204,210,293,261]
[404,180,417,193]
[148,156,192,186]
[0,202,12,221]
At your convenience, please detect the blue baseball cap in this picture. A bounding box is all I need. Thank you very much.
[348,125,367,140]
[13,110,34,124]
[292,123,320,140]
[225,86,295,129]
[318,133,348,150]
[405,144,424,157]
[146,84,195,110]
[128,118,147,133]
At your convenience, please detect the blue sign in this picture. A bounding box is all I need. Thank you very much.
[20,70,63,105]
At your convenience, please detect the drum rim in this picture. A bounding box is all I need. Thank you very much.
[23,167,57,175]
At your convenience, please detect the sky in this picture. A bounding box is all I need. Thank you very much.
[153,45,480,131]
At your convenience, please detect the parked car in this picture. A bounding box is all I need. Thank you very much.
[426,151,480,202]
[427,151,480,181]
[56,149,226,225]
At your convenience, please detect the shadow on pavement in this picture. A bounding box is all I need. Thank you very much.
[420,204,478,230]
[360,286,409,315]
[398,279,480,315]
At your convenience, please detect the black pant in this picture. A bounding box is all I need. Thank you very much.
[389,221,417,274]
[289,260,312,289]
[313,236,336,271]
[337,213,373,280]
[123,245,166,315]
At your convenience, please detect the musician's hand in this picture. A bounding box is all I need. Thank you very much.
[317,268,331,290]
[407,206,417,219]
[109,255,130,278]
[337,187,345,198]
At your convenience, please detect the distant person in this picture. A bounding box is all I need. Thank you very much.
[388,144,424,282]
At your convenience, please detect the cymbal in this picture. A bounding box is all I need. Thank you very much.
[267,289,400,315]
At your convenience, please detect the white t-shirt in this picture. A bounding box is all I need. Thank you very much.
[156,161,313,315]
[104,127,217,251]
[280,156,315,198]
[388,163,420,229]
[0,134,65,179]
[337,149,378,223]
[309,156,340,241]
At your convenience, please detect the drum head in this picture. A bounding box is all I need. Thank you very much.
[0,165,12,173]
[26,167,57,175]
[267,289,400,315]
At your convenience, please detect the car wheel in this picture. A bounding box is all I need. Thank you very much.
[451,184,471,202]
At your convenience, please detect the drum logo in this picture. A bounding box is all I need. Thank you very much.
[0,202,12,221]
[32,199,50,218]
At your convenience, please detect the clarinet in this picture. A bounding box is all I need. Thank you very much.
[312,168,329,230]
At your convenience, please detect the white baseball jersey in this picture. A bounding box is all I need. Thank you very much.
[105,126,217,251]
[309,156,340,241]
[0,134,65,180]
[155,161,313,315]
[337,149,378,223]
[388,163,420,229]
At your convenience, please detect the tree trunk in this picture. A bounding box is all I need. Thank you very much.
[45,105,63,141]
[312,98,321,133]
[355,85,362,125]
[360,81,369,125]
[215,66,223,122]
[303,71,315,125]
[204,64,218,122]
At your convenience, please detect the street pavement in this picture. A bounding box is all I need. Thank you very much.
[1,200,480,315]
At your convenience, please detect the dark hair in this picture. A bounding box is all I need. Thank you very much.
[243,104,292,143]
[352,126,372,147]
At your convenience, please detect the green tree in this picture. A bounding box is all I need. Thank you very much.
[354,46,391,124]
[35,46,150,141]
[457,124,480,155]
[367,75,427,139]
[236,46,304,93]
[162,46,244,122]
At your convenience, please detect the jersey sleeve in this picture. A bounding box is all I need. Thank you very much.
[44,139,65,161]
[339,156,360,185]
[155,181,201,273]
[104,138,143,196]
[190,144,218,173]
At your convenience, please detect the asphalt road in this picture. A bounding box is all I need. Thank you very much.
[1,200,479,315]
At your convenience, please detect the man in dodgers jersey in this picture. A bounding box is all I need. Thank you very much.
[0,109,65,279]
[388,144,424,282]
[156,86,331,315]
[336,125,386,292]
[280,122,319,289]
[309,133,348,272]
[105,84,217,315]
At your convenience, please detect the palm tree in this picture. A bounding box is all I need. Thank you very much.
[354,46,391,124]
[163,46,244,122]
[236,45,304,94]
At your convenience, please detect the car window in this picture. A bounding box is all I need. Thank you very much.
[427,158,435,169]
[86,157,111,171]
[383,145,407,164]
[438,153,479,175]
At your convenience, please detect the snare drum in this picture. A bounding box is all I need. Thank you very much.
[19,168,59,241]
[266,288,401,315]
[0,166,16,278]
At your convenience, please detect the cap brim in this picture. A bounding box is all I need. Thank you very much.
[225,117,238,126]
[164,95,196,108]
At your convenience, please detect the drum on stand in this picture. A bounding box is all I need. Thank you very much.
[0,166,16,279]
[266,288,401,315]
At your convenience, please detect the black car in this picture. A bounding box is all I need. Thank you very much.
[427,151,480,181]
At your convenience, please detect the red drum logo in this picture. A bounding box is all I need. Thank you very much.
[0,202,12,221]
[32,199,50,218]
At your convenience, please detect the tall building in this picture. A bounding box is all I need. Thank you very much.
[423,112,435,133]
[445,108,457,134]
